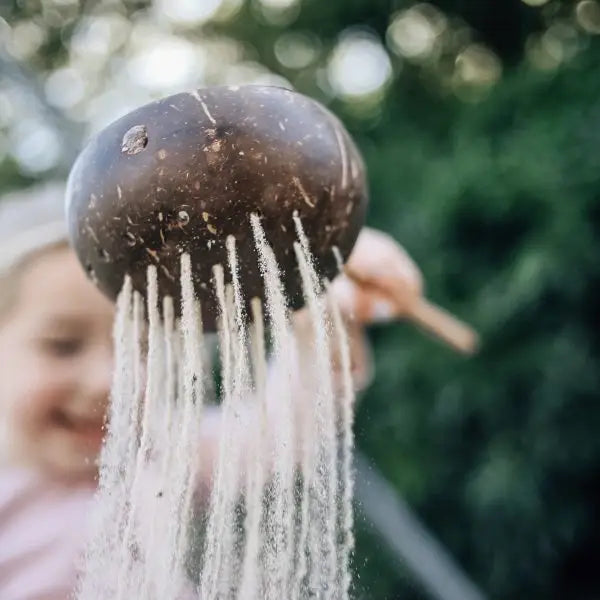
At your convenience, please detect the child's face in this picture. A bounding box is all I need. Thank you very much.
[0,246,115,478]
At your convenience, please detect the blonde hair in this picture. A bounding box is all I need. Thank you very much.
[0,182,68,315]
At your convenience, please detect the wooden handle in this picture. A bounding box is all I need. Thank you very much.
[342,268,479,355]
[408,298,479,355]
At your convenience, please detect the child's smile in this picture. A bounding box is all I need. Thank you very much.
[0,246,115,477]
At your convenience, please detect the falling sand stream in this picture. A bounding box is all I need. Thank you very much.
[67,83,479,600]
[76,215,357,600]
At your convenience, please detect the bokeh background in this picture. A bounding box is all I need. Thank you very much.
[1,0,599,598]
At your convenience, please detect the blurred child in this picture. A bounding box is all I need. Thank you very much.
[0,183,421,599]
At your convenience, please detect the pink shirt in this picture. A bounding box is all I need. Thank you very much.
[0,468,94,600]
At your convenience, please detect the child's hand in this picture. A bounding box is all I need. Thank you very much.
[329,227,479,354]
[318,227,422,393]
[329,227,423,324]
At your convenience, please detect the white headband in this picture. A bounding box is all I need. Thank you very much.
[0,221,68,276]
[0,182,68,277]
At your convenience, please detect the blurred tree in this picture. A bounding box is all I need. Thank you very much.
[1,1,599,599]
[355,47,600,599]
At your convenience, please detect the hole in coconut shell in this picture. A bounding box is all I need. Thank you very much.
[121,125,148,155]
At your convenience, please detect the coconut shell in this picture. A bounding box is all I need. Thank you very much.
[66,85,368,330]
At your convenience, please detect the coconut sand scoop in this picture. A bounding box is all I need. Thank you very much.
[66,84,476,351]
[68,86,477,600]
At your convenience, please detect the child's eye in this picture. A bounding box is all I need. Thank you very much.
[40,337,84,357]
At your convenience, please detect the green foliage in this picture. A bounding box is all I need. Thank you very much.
[354,48,600,599]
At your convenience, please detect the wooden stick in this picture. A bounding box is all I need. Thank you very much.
[408,298,479,355]
[344,268,479,355]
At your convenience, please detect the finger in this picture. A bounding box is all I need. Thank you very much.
[329,274,403,323]
[346,228,424,295]
[344,266,420,311]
